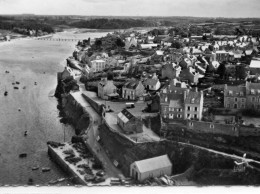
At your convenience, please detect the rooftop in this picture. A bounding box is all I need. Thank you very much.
[133,155,172,173]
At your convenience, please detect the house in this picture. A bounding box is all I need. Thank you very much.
[91,59,106,72]
[224,82,260,110]
[117,109,143,134]
[160,80,202,120]
[139,44,158,49]
[122,80,145,100]
[125,37,138,50]
[216,50,229,62]
[249,60,260,75]
[161,63,181,79]
[98,78,117,100]
[245,82,260,109]
[130,155,172,182]
[183,90,204,120]
[143,74,161,91]
[179,68,200,85]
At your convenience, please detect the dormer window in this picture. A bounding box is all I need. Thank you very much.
[228,91,233,96]
[251,89,255,95]
[240,92,244,96]
[191,98,195,103]
[165,96,168,102]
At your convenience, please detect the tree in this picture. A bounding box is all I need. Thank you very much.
[171,41,182,49]
[217,62,226,79]
[236,65,247,80]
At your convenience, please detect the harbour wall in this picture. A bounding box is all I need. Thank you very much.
[48,145,87,185]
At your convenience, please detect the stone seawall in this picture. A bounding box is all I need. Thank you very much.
[48,145,87,185]
[61,93,90,135]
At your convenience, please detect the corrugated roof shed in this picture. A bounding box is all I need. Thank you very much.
[133,155,172,173]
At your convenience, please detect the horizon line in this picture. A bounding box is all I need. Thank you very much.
[0,14,260,19]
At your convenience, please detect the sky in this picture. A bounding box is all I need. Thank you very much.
[0,0,260,18]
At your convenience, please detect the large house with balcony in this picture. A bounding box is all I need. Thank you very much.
[91,59,106,72]
[224,82,260,110]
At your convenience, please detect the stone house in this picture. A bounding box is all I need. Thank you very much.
[122,80,145,100]
[179,68,200,85]
[224,82,260,110]
[143,74,161,91]
[117,109,143,134]
[160,80,203,121]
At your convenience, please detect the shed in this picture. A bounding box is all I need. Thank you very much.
[130,155,172,182]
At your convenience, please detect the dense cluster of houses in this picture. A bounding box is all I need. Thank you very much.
[69,28,260,136]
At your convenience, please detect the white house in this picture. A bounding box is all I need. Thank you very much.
[130,155,172,182]
[91,59,106,72]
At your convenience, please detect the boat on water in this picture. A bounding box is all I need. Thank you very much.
[48,180,58,185]
[42,167,51,172]
[14,86,19,89]
[32,166,39,170]
[4,86,8,96]
[57,178,66,182]
[19,153,27,158]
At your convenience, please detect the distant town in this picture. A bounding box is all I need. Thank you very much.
[2,15,260,186]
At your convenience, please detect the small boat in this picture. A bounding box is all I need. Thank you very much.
[32,166,39,171]
[18,108,21,112]
[23,86,26,89]
[34,82,37,85]
[57,178,65,182]
[42,167,51,172]
[16,81,20,84]
[14,86,19,89]
[12,83,15,85]
[4,86,8,96]
[19,153,27,158]
[24,131,28,136]
[48,180,58,185]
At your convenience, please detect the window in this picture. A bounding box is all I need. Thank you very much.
[251,89,255,95]
[241,98,245,103]
[187,106,190,111]
[235,98,238,102]
[177,114,181,118]
[194,107,198,112]
[190,122,193,126]
[228,91,233,96]
[194,114,197,119]
[240,92,244,96]
[179,108,182,112]
[252,97,255,102]
[187,114,190,118]
[210,124,214,128]
[233,127,236,131]
[165,97,168,102]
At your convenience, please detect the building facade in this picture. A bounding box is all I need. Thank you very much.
[91,59,106,72]
[122,80,145,100]
[224,82,260,110]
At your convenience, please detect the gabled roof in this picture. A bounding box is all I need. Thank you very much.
[250,60,260,68]
[123,80,140,89]
[169,99,183,108]
[132,155,172,173]
[143,78,159,86]
[118,109,134,123]
[184,91,202,104]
